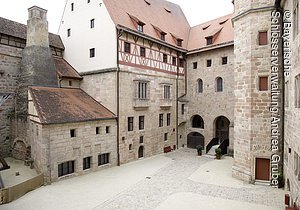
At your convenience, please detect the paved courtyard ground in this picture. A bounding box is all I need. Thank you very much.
[0,148,285,210]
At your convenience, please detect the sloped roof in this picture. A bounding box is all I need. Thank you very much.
[54,57,82,79]
[103,0,190,49]
[0,17,64,49]
[29,87,116,124]
[187,13,234,51]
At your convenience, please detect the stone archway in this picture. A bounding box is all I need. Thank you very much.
[138,146,144,158]
[187,132,204,149]
[214,116,230,142]
[12,138,28,160]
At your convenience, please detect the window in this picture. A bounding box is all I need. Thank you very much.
[124,42,130,53]
[177,39,182,47]
[172,57,177,66]
[69,80,72,86]
[206,36,213,45]
[216,77,223,92]
[96,127,100,135]
[140,136,144,143]
[164,85,171,99]
[163,54,168,63]
[295,75,300,108]
[83,157,91,170]
[285,81,289,107]
[161,33,166,41]
[192,115,204,129]
[87,0,90,3]
[294,0,299,38]
[198,79,203,93]
[90,48,95,58]
[90,19,95,28]
[207,59,212,67]
[259,31,268,45]
[70,129,76,138]
[159,114,163,127]
[128,117,134,131]
[67,28,71,37]
[98,153,109,166]
[222,57,228,65]
[179,59,184,68]
[140,47,146,57]
[129,144,132,150]
[193,62,198,69]
[139,116,145,130]
[259,76,268,91]
[106,126,110,134]
[164,133,168,141]
[137,23,143,32]
[71,3,74,11]
[138,82,148,99]
[181,104,185,115]
[58,161,74,177]
[167,113,171,126]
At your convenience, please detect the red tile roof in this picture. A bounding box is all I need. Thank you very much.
[54,57,82,79]
[29,87,116,124]
[187,13,234,51]
[103,0,190,49]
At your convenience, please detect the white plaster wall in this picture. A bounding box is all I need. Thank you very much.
[59,0,117,72]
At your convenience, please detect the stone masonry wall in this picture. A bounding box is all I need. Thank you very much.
[30,120,117,183]
[186,46,234,152]
[0,44,22,157]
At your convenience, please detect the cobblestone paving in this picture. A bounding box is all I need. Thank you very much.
[96,148,285,210]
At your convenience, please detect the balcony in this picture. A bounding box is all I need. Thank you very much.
[133,98,150,109]
[160,99,172,109]
[178,112,188,125]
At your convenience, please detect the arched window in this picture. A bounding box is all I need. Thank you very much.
[198,79,203,93]
[216,77,223,92]
[191,115,204,129]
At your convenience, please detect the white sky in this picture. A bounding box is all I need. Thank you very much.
[0,0,234,34]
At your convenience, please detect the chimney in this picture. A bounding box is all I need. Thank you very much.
[17,6,57,115]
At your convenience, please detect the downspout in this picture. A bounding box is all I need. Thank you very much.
[176,52,179,149]
[116,28,123,166]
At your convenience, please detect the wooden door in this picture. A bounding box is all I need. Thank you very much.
[255,158,270,181]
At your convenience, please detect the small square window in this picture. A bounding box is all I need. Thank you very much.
[164,133,168,141]
[96,127,100,135]
[106,126,110,134]
[83,157,91,170]
[70,129,76,138]
[172,57,177,66]
[177,39,182,47]
[87,0,90,3]
[193,62,198,69]
[222,57,228,65]
[140,136,144,144]
[207,59,212,67]
[98,153,109,166]
[259,31,268,45]
[140,47,146,57]
[67,29,71,37]
[259,76,268,91]
[90,48,95,58]
[206,36,213,45]
[90,19,95,28]
[179,59,184,68]
[163,54,168,63]
[137,24,143,32]
[124,42,130,53]
[161,33,166,41]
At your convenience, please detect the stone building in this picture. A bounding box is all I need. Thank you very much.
[0,6,117,183]
[0,0,299,205]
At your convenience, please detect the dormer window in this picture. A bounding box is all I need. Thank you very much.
[161,32,166,41]
[137,23,144,32]
[177,39,183,47]
[206,36,213,45]
[144,0,151,5]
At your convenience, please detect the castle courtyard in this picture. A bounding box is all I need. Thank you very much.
[0,149,284,210]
